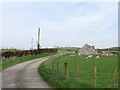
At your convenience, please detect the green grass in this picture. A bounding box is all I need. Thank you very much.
[38,54,118,88]
[58,48,77,53]
[1,53,54,70]
[101,50,118,52]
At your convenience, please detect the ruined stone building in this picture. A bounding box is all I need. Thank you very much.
[78,44,97,56]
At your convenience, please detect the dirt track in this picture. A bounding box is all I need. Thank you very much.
[1,57,53,88]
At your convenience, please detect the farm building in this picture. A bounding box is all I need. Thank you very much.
[78,44,97,56]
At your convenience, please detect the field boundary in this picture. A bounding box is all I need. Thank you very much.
[1,52,55,70]
[38,54,118,88]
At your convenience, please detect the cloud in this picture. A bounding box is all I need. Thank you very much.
[1,2,118,49]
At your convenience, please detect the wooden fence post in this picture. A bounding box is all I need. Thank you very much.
[65,62,68,79]
[113,68,117,80]
[48,57,51,70]
[76,64,79,82]
[48,57,52,70]
[51,59,54,69]
[57,62,59,71]
[94,67,97,88]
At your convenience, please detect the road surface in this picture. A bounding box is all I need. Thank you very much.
[1,57,53,88]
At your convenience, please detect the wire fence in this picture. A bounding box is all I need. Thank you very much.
[46,55,118,88]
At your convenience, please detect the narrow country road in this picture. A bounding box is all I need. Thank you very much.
[1,57,53,88]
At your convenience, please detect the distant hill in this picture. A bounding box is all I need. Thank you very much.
[97,46,120,51]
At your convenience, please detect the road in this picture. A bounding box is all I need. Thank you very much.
[1,57,53,88]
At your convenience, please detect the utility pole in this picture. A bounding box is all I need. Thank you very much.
[37,27,40,50]
[31,38,33,50]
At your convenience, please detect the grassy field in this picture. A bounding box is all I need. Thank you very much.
[1,52,54,70]
[38,54,118,88]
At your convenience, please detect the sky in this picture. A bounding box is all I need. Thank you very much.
[0,0,118,49]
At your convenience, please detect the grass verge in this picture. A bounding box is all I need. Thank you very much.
[38,54,118,88]
[1,52,54,70]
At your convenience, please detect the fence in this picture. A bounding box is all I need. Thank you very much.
[47,55,118,88]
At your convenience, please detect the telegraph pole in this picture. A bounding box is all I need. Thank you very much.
[31,38,33,50]
[37,27,40,50]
